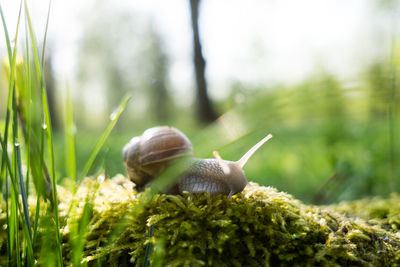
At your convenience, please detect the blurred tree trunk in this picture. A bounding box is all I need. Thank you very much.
[148,26,171,123]
[189,0,218,123]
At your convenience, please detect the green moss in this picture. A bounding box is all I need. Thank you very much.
[1,176,400,266]
[59,176,400,266]
[328,193,400,232]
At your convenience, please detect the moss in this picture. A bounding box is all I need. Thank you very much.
[1,175,400,266]
[328,193,400,232]
[59,176,400,266]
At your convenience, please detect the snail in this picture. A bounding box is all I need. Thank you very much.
[123,126,272,197]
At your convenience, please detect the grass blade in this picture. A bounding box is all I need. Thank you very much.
[41,0,52,69]
[71,186,99,266]
[24,0,53,196]
[0,2,12,61]
[24,1,62,265]
[1,134,12,264]
[64,88,77,190]
[11,185,20,267]
[0,145,4,201]
[23,9,32,197]
[79,96,131,181]
[0,1,26,265]
[16,143,32,239]
[143,224,155,267]
[63,96,130,231]
[0,0,23,196]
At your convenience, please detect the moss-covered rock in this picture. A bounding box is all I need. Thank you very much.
[328,193,400,233]
[59,176,400,266]
[1,175,400,266]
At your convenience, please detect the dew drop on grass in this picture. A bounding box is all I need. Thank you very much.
[97,175,105,183]
[42,123,47,130]
[14,141,20,147]
[109,111,117,121]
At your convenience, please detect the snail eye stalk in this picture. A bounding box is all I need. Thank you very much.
[237,134,273,169]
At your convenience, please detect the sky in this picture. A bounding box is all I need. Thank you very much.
[0,0,396,103]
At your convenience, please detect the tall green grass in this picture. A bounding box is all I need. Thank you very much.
[0,1,130,265]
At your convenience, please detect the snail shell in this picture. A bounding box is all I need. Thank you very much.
[123,126,193,190]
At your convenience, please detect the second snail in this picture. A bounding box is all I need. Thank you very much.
[123,126,272,198]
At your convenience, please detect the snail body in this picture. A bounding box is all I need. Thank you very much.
[123,126,272,197]
[175,159,247,198]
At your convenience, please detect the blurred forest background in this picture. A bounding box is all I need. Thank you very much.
[1,0,399,204]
